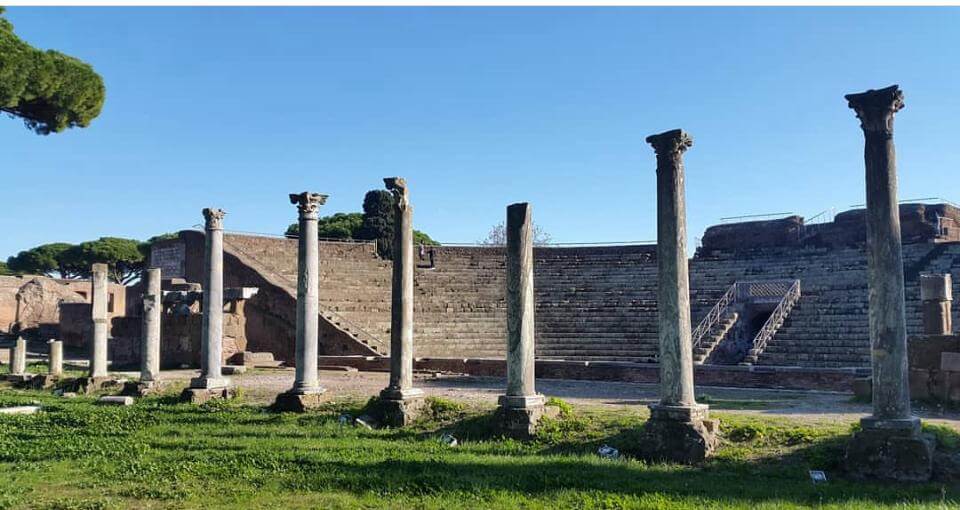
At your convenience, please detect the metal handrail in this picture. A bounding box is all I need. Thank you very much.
[749,279,801,356]
[221,237,387,352]
[691,282,737,349]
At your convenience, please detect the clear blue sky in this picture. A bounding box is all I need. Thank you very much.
[3,7,960,259]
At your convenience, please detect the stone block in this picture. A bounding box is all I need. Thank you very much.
[75,376,123,395]
[635,414,719,464]
[98,396,134,406]
[180,387,234,404]
[496,395,545,438]
[845,427,934,482]
[909,369,931,400]
[941,352,960,372]
[852,377,872,400]
[273,391,326,412]
[222,365,247,375]
[376,389,426,427]
[29,374,59,390]
[0,405,40,415]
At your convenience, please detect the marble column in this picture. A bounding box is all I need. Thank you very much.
[920,274,952,336]
[638,129,717,463]
[497,202,544,436]
[141,267,162,383]
[89,263,109,378]
[844,85,931,481]
[274,192,328,412]
[48,340,63,376]
[191,208,228,390]
[11,337,26,375]
[379,178,425,426]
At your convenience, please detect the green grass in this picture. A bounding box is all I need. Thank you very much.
[0,385,957,509]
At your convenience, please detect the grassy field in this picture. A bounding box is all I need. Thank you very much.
[0,385,958,510]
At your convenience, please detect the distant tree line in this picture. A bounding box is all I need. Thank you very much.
[4,234,177,284]
[286,189,439,258]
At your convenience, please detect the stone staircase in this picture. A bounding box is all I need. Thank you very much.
[693,311,738,364]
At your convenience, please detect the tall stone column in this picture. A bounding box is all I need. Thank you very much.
[89,263,109,379]
[844,85,932,481]
[141,268,162,384]
[920,274,952,336]
[48,340,63,376]
[274,192,328,412]
[189,208,229,394]
[638,129,717,463]
[497,202,544,437]
[11,336,26,376]
[378,177,425,426]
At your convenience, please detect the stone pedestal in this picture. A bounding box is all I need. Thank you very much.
[376,178,425,426]
[921,274,952,335]
[844,85,931,481]
[273,193,328,412]
[845,418,934,482]
[637,404,718,464]
[75,376,122,395]
[189,208,230,399]
[497,394,546,437]
[48,339,63,376]
[90,263,109,378]
[181,387,234,404]
[641,129,716,463]
[123,380,165,397]
[497,202,545,437]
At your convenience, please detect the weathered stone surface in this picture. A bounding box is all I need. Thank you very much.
[273,390,326,412]
[74,376,123,395]
[90,264,109,378]
[141,268,162,383]
[13,278,85,335]
[222,365,247,375]
[48,339,63,376]
[0,405,40,415]
[289,192,326,395]
[180,386,233,404]
[98,395,134,406]
[845,427,934,482]
[30,374,59,390]
[496,394,545,438]
[635,413,718,464]
[376,389,426,427]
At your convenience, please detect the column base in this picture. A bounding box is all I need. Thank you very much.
[376,387,426,427]
[845,416,933,482]
[75,376,124,395]
[189,376,230,390]
[123,380,165,397]
[180,387,234,404]
[30,374,60,390]
[496,394,545,438]
[636,403,718,464]
[273,388,327,412]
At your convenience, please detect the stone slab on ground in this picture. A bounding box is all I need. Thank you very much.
[0,405,40,415]
[98,396,135,406]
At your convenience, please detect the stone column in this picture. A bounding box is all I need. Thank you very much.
[497,202,544,437]
[190,208,228,392]
[638,129,717,463]
[11,337,26,376]
[275,192,328,412]
[89,263,109,379]
[379,178,425,426]
[141,267,162,384]
[920,274,952,336]
[844,85,932,481]
[48,340,63,376]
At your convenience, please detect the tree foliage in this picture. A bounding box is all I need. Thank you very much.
[286,212,364,240]
[6,242,76,278]
[0,260,11,276]
[0,7,105,134]
[5,237,145,284]
[478,222,552,246]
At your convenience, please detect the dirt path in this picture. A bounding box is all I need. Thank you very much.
[135,367,960,430]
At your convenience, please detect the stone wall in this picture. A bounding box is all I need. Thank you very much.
[0,275,130,339]
[908,334,960,404]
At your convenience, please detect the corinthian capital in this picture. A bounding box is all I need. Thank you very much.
[845,85,904,137]
[384,177,409,209]
[289,192,328,219]
[202,208,226,230]
[646,129,693,157]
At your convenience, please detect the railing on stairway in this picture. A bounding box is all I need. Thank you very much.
[692,282,737,349]
[221,237,388,354]
[748,279,801,359]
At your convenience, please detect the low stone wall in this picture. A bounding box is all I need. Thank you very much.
[317,356,864,392]
[908,334,960,404]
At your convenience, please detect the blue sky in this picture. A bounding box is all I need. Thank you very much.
[2,7,959,259]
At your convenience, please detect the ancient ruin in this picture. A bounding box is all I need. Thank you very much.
[496,202,545,437]
[636,129,717,463]
[376,178,426,426]
[841,85,933,481]
[274,193,328,412]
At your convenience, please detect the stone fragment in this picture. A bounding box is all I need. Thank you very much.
[97,396,134,406]
[0,405,40,415]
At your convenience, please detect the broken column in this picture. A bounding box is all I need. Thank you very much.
[11,336,26,376]
[843,85,932,481]
[48,340,63,376]
[497,202,544,437]
[921,274,952,336]
[183,208,231,403]
[141,267,162,386]
[89,263,109,379]
[638,129,717,463]
[378,177,425,426]
[274,192,328,412]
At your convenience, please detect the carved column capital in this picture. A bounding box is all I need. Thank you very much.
[384,177,409,210]
[845,85,904,138]
[289,192,328,220]
[202,208,226,230]
[646,129,693,158]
